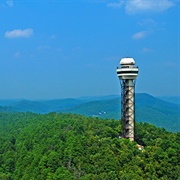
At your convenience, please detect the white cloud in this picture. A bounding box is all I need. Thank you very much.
[6,0,13,7]
[108,0,174,14]
[132,31,147,39]
[125,0,174,14]
[107,1,124,8]
[5,28,33,38]
[0,0,13,8]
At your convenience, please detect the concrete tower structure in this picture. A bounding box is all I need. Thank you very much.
[116,58,138,141]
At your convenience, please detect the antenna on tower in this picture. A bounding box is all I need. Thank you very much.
[116,57,139,141]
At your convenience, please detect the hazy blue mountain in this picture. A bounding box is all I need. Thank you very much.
[0,106,15,112]
[61,93,180,132]
[157,96,180,105]
[0,99,22,106]
[77,95,120,101]
[9,100,49,113]
[61,98,120,118]
[135,94,180,132]
[39,99,85,112]
[0,93,179,132]
[6,99,84,113]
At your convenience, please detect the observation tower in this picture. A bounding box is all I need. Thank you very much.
[116,57,138,141]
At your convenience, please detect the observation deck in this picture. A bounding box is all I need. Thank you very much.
[116,58,138,80]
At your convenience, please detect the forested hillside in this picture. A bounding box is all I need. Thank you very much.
[0,112,179,179]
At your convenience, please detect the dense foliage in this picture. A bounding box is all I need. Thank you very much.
[0,112,179,179]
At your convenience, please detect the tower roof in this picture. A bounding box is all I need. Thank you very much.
[120,58,135,65]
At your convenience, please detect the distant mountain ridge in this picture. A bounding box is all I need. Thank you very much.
[61,93,180,132]
[157,96,180,105]
[0,93,179,132]
[0,98,85,113]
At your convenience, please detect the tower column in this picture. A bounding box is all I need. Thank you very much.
[117,58,138,141]
[121,79,135,141]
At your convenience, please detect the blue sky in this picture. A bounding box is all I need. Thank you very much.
[0,0,179,99]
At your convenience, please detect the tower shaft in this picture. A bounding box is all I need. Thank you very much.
[116,57,138,141]
[121,79,135,141]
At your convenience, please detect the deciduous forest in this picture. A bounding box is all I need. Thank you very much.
[0,112,179,179]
